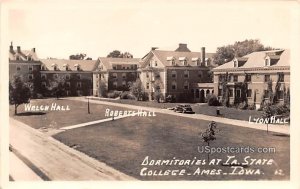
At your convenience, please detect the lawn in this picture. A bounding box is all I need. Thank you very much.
[91,98,262,121]
[9,98,134,129]
[54,112,290,181]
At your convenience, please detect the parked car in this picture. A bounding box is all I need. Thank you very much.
[173,104,194,113]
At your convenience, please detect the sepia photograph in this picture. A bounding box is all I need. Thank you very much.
[1,0,299,188]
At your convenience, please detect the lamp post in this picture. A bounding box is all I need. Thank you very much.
[87,96,90,114]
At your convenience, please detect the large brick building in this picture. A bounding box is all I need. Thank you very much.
[139,44,216,102]
[213,49,290,108]
[92,57,140,96]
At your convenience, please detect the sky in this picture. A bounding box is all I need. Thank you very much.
[6,0,295,59]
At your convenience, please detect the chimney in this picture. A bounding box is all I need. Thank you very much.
[9,41,13,52]
[32,48,35,53]
[151,47,158,51]
[175,43,191,52]
[17,46,21,53]
[201,47,205,64]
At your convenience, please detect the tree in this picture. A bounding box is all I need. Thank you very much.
[9,75,31,115]
[69,53,87,60]
[213,39,274,65]
[98,80,107,97]
[199,121,219,162]
[262,103,272,134]
[48,75,65,99]
[129,79,145,101]
[107,50,133,58]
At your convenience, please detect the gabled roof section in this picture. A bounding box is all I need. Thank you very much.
[97,57,141,70]
[9,47,39,61]
[40,59,98,71]
[213,49,289,71]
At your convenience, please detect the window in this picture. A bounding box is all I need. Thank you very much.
[183,81,189,90]
[218,89,222,96]
[112,73,117,79]
[235,89,241,98]
[77,82,81,88]
[265,58,270,66]
[218,75,223,82]
[66,82,70,88]
[264,90,269,98]
[122,73,126,79]
[41,74,46,79]
[247,89,252,97]
[171,81,177,90]
[245,74,251,82]
[278,90,284,100]
[53,65,58,71]
[278,73,284,82]
[41,65,46,70]
[28,74,34,80]
[146,72,149,78]
[41,82,46,87]
[113,81,117,88]
[122,81,126,87]
[171,71,177,78]
[234,59,238,67]
[113,65,117,70]
[66,90,70,96]
[229,89,234,97]
[64,65,69,71]
[16,66,21,71]
[77,90,82,96]
[233,75,238,82]
[155,61,158,66]
[198,71,202,78]
[16,56,20,61]
[53,74,58,79]
[146,82,150,89]
[96,74,98,78]
[184,70,189,78]
[183,60,187,66]
[65,74,70,80]
[264,75,271,82]
[27,56,32,61]
[172,59,176,66]
[29,66,33,71]
[77,74,81,80]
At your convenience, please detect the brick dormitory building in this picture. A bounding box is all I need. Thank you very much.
[9,43,290,108]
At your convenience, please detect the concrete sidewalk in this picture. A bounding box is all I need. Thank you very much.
[71,97,289,135]
[10,118,136,181]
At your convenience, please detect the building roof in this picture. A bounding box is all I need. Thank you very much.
[149,50,215,67]
[9,48,39,61]
[98,57,141,70]
[40,59,98,71]
[213,49,289,71]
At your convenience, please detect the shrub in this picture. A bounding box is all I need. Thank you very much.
[107,90,122,98]
[248,104,256,110]
[120,91,136,100]
[238,101,248,110]
[207,94,220,106]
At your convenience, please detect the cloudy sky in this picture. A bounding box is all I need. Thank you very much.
[6,0,296,59]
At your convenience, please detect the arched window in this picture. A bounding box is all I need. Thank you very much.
[171,70,177,78]
[184,70,189,78]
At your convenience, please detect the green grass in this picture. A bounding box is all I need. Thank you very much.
[54,113,290,180]
[9,98,134,129]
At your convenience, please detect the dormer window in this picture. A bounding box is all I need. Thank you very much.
[179,57,187,65]
[63,64,69,71]
[27,56,32,61]
[41,65,46,71]
[16,56,20,61]
[192,57,200,65]
[52,64,58,71]
[265,57,270,66]
[167,57,176,66]
[74,64,81,71]
[233,59,238,67]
